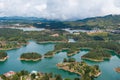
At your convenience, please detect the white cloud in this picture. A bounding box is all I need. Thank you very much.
[0,2,4,9]
[0,0,120,20]
[35,4,47,12]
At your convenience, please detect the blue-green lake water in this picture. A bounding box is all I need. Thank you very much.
[0,41,120,80]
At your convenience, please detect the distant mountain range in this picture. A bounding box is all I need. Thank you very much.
[0,15,120,30]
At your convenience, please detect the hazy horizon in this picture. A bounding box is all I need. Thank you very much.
[0,0,120,20]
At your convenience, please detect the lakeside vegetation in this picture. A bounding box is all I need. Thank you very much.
[44,41,119,61]
[0,28,119,62]
[0,28,27,50]
[82,48,111,62]
[0,70,76,80]
[0,51,8,61]
[0,28,69,50]
[44,51,55,58]
[57,60,101,80]
[20,52,42,61]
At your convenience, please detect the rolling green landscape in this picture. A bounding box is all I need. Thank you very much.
[0,15,120,80]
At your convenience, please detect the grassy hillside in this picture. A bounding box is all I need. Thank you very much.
[65,15,120,30]
[0,15,120,30]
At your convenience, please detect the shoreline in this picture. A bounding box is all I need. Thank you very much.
[82,57,111,62]
[57,62,101,77]
[20,58,41,61]
[0,43,27,51]
[37,41,67,44]
[44,54,54,58]
[0,56,8,61]
[67,50,80,56]
[82,57,104,62]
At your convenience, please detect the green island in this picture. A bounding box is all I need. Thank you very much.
[57,58,101,80]
[20,52,42,61]
[115,67,120,73]
[0,51,8,61]
[81,48,111,62]
[44,51,55,58]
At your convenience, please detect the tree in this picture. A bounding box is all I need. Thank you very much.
[41,73,49,80]
[63,58,68,62]
[20,70,29,75]
[31,73,36,79]
[74,78,80,80]
[55,74,62,80]
[48,72,53,78]
[68,58,76,62]
[65,78,71,80]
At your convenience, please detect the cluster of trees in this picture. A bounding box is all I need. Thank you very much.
[0,70,80,80]
[56,41,120,54]
[63,58,76,62]
[0,28,119,50]
[0,28,119,62]
[44,51,54,58]
[0,28,69,50]
[68,31,120,42]
[58,61,100,80]
[0,51,7,59]
[82,48,111,61]
[25,30,68,42]
[0,28,68,43]
[0,28,27,50]
[20,52,42,60]
[0,28,27,42]
[46,41,119,61]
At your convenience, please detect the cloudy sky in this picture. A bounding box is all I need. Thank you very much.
[0,0,120,20]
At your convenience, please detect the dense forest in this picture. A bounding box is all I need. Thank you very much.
[0,28,119,61]
[57,61,101,80]
[0,51,7,60]
[82,48,111,61]
[20,52,42,61]
[44,41,120,61]
[0,28,68,50]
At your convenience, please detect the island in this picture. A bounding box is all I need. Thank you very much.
[81,48,111,62]
[44,51,55,58]
[20,52,42,61]
[57,59,101,80]
[67,49,80,56]
[0,51,8,61]
[115,67,120,73]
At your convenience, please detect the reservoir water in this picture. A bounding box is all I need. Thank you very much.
[0,41,120,80]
